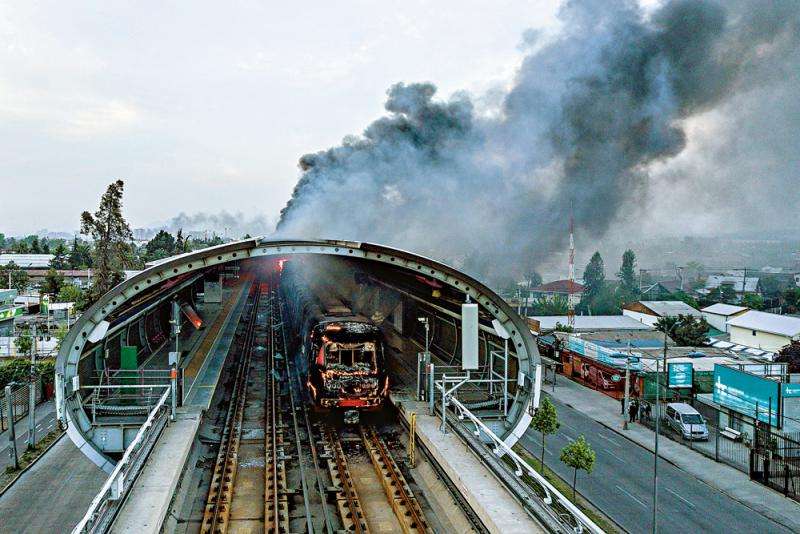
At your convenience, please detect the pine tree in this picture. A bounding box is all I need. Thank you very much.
[50,242,69,269]
[582,252,605,299]
[80,180,133,303]
[618,249,638,294]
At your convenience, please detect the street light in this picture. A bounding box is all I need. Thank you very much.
[653,320,677,534]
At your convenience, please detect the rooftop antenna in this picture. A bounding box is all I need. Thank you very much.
[567,212,576,327]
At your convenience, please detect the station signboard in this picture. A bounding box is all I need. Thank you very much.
[668,362,693,389]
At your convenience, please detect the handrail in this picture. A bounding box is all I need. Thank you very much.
[72,386,172,534]
[442,388,604,534]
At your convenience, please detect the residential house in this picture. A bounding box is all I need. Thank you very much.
[529,280,585,308]
[622,300,702,327]
[701,272,762,300]
[701,303,749,333]
[726,310,800,352]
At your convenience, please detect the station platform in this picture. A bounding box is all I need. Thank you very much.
[391,391,544,534]
[107,282,251,532]
[110,409,202,534]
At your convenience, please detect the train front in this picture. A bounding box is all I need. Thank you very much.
[309,319,389,415]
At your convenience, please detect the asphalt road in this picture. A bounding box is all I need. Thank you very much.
[0,400,57,471]
[522,394,792,534]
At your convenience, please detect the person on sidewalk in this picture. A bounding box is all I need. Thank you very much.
[621,395,626,415]
[629,399,638,423]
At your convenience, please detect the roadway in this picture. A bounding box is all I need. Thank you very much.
[522,393,792,534]
[0,399,57,472]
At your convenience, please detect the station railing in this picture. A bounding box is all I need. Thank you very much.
[71,385,172,534]
[431,372,604,534]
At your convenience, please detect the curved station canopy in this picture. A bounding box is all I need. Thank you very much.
[56,238,541,470]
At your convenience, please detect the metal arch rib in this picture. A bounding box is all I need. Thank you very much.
[56,237,541,468]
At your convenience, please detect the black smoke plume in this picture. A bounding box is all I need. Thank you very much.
[277,0,800,282]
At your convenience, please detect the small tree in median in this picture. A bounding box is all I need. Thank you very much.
[531,396,560,469]
[560,435,596,499]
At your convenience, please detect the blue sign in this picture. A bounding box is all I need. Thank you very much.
[567,337,643,371]
[782,382,800,398]
[713,364,780,426]
[668,362,693,388]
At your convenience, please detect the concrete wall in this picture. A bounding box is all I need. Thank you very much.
[623,309,659,327]
[728,325,791,351]
[703,312,728,332]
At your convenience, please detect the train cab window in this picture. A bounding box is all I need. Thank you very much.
[326,345,376,368]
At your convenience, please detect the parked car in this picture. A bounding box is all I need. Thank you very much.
[664,402,709,441]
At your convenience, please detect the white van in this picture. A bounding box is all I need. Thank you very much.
[664,403,709,441]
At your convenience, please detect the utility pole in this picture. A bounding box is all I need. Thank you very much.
[169,300,181,419]
[623,342,631,430]
[5,384,18,469]
[27,325,37,449]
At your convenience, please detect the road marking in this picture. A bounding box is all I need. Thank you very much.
[616,485,647,508]
[666,487,696,508]
[605,449,626,463]
[560,421,577,431]
[597,432,620,446]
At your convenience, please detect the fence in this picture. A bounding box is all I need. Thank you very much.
[0,379,43,432]
[636,398,800,501]
[753,427,800,499]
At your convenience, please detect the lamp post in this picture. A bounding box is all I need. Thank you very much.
[653,321,676,534]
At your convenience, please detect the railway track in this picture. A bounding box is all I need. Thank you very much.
[197,281,438,534]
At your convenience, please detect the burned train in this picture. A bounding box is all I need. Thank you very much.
[282,260,389,417]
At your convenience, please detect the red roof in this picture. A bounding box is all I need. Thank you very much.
[532,280,586,294]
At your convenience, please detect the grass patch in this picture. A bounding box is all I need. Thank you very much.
[0,429,63,493]
[510,444,619,534]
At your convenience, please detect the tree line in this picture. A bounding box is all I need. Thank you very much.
[3,180,229,312]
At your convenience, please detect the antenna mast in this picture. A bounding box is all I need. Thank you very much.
[568,215,576,327]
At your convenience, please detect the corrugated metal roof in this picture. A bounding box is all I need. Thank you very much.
[531,279,586,294]
[0,253,54,268]
[529,315,653,332]
[702,303,749,316]
[727,310,800,337]
[705,275,759,293]
[639,300,702,317]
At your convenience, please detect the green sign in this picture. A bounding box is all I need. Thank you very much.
[782,382,800,398]
[0,306,23,321]
[611,374,621,382]
[668,362,694,389]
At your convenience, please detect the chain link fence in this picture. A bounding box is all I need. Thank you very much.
[0,379,43,432]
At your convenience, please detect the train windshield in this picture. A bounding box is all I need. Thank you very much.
[325,342,377,369]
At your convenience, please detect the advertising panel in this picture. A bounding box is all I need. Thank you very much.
[567,336,642,371]
[668,362,694,389]
[713,364,780,426]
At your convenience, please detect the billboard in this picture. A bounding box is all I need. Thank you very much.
[713,364,780,426]
[567,337,643,371]
[668,362,693,389]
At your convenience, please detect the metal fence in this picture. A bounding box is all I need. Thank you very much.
[753,427,800,499]
[0,379,43,432]
[636,398,800,502]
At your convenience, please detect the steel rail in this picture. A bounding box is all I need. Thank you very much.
[279,295,336,534]
[201,285,261,534]
[323,426,369,534]
[362,426,430,533]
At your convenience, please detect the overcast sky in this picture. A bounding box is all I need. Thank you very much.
[1,0,568,236]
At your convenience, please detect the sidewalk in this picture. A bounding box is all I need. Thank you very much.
[547,376,800,531]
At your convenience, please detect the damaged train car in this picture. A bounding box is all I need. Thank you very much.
[282,259,389,421]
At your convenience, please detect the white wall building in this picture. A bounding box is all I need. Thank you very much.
[622,301,702,327]
[727,310,800,352]
[701,303,749,333]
